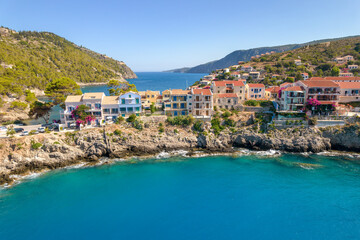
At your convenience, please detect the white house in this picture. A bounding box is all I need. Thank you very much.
[118,91,142,117]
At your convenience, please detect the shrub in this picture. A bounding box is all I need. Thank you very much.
[29,130,37,135]
[193,120,204,132]
[224,118,235,127]
[222,111,231,118]
[166,115,194,126]
[127,114,137,123]
[133,120,143,130]
[113,129,122,136]
[10,101,28,110]
[159,127,164,133]
[115,116,124,124]
[244,100,258,106]
[31,140,42,150]
[174,129,179,134]
[211,117,224,135]
[53,141,60,144]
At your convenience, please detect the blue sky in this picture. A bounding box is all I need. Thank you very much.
[1,0,360,71]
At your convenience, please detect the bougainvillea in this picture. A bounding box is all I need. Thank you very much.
[307,98,320,106]
[71,105,96,126]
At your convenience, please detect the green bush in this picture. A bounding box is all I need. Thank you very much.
[10,101,28,110]
[222,111,231,118]
[166,115,194,126]
[211,117,224,135]
[133,120,143,130]
[115,116,124,124]
[244,100,258,106]
[127,114,137,123]
[224,118,235,127]
[193,120,204,132]
[114,129,122,136]
[31,140,42,150]
[159,127,164,133]
[174,129,179,134]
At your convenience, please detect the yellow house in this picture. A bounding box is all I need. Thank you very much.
[138,90,160,109]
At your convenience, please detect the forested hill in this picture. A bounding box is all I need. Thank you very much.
[168,35,360,74]
[0,27,136,96]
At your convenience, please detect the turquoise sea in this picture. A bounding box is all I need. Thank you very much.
[1,152,360,239]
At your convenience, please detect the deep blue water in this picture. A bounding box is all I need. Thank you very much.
[26,72,205,125]
[1,153,360,240]
[82,72,206,95]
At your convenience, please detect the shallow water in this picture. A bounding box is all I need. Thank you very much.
[1,153,360,239]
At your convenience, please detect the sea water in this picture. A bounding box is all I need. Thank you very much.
[1,153,360,239]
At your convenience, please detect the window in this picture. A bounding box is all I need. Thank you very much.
[121,99,125,104]
[151,95,154,98]
[181,111,186,115]
[95,103,101,109]
[173,103,177,109]
[111,108,118,114]
[174,111,178,116]
[68,107,74,112]
[173,96,177,101]
[103,108,110,113]
[165,104,171,108]
[135,107,140,112]
[180,103,185,108]
[127,107,134,112]
[120,107,126,112]
[136,98,140,104]
[129,95,131,98]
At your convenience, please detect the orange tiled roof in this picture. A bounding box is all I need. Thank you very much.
[336,82,360,89]
[213,80,245,87]
[192,88,212,95]
[308,77,360,81]
[266,86,281,93]
[283,86,304,91]
[171,89,190,95]
[247,83,265,88]
[300,80,339,88]
[216,93,238,98]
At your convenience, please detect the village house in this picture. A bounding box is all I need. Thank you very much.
[246,83,265,99]
[337,82,360,103]
[164,89,190,116]
[348,65,358,70]
[295,80,340,105]
[188,89,213,119]
[339,72,354,77]
[308,77,360,82]
[230,71,241,79]
[199,79,211,86]
[241,65,253,72]
[343,55,354,62]
[301,72,309,80]
[294,59,302,66]
[265,86,281,99]
[279,86,306,111]
[224,68,230,73]
[213,93,239,110]
[212,80,246,102]
[138,90,160,109]
[61,91,141,127]
[249,71,260,79]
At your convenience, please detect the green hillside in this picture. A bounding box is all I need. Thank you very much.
[0,27,136,96]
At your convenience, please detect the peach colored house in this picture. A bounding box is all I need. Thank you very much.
[246,83,265,99]
[188,88,213,118]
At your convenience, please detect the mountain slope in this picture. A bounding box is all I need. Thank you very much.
[170,36,360,74]
[0,27,136,96]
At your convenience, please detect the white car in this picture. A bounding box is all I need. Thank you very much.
[0,126,7,132]
[38,127,46,133]
[21,131,29,136]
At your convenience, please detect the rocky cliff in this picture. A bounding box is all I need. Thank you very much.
[1,119,360,185]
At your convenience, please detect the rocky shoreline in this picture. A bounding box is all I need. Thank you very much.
[0,119,360,186]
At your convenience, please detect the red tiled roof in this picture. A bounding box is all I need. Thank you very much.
[247,83,265,88]
[336,82,360,89]
[308,77,360,81]
[283,86,304,92]
[213,80,245,87]
[266,86,281,93]
[280,82,292,88]
[192,88,212,95]
[302,73,309,76]
[216,93,238,98]
[300,80,339,88]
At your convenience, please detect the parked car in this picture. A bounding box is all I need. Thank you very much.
[14,128,24,133]
[0,126,7,132]
[21,131,29,136]
[38,127,46,133]
[69,123,77,129]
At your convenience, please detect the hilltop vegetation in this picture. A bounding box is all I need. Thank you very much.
[0,27,136,97]
[169,35,360,74]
